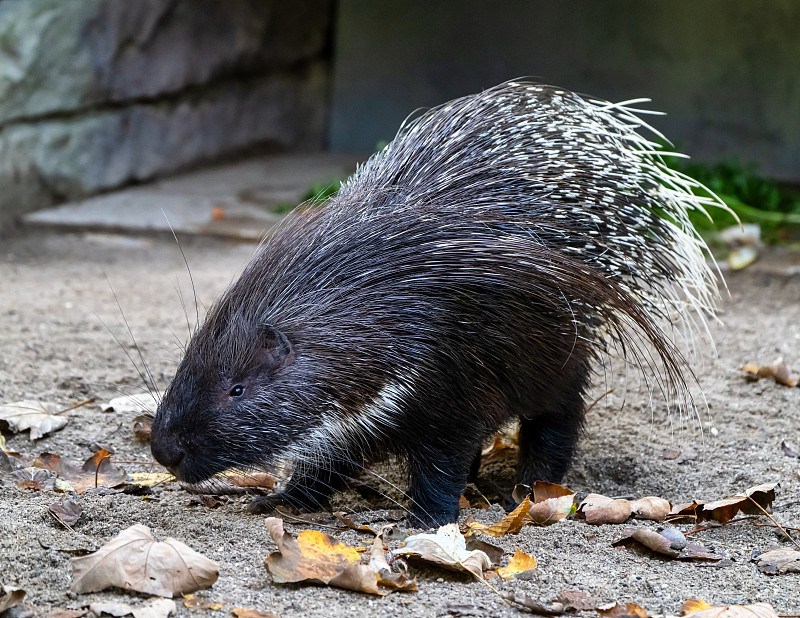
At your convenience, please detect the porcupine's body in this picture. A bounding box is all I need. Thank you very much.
[150,81,723,527]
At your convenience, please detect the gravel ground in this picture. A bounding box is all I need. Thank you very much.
[1,230,799,617]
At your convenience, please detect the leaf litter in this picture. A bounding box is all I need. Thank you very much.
[0,400,70,440]
[264,516,387,595]
[70,524,219,597]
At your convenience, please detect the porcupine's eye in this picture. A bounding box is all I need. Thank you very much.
[229,385,245,397]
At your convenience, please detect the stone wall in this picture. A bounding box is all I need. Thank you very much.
[330,0,800,183]
[0,0,333,230]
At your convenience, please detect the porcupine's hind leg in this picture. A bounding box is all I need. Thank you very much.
[406,446,477,528]
[516,361,589,487]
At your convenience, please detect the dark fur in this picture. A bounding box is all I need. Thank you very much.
[151,82,719,526]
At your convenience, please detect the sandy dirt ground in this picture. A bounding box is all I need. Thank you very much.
[1,230,799,617]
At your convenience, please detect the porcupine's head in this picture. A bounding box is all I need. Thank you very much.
[149,285,308,485]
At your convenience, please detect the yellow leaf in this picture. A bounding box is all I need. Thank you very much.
[128,472,175,486]
[264,517,384,595]
[495,548,537,579]
[466,496,530,537]
[182,593,224,611]
[683,599,712,613]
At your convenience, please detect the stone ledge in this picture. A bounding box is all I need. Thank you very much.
[24,153,360,240]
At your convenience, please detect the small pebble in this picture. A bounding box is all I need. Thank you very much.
[659,526,687,550]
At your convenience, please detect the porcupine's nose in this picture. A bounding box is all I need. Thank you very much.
[150,425,186,471]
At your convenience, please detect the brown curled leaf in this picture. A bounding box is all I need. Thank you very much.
[132,415,152,443]
[334,512,377,535]
[230,610,280,618]
[522,481,576,525]
[741,358,796,387]
[697,482,778,525]
[612,527,723,561]
[264,517,384,595]
[182,593,224,610]
[578,493,632,525]
[557,589,593,611]
[629,496,671,522]
[755,547,800,574]
[49,499,83,527]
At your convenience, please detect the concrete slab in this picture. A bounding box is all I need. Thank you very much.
[24,153,360,240]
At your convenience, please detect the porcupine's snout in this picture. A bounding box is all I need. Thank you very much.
[149,414,186,472]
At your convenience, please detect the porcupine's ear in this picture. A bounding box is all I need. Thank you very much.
[257,324,295,370]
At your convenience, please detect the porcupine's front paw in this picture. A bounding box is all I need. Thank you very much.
[247,483,331,515]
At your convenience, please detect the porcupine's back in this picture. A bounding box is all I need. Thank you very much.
[344,81,721,332]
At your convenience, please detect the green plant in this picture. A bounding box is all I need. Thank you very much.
[662,155,800,242]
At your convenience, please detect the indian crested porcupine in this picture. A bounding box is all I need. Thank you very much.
[150,81,725,527]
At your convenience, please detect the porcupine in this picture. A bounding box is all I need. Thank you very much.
[150,81,724,527]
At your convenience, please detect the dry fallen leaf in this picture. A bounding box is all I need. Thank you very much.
[480,429,518,464]
[126,472,175,487]
[683,602,778,618]
[495,548,537,579]
[501,592,565,614]
[334,512,377,535]
[464,536,504,567]
[612,527,723,561]
[630,496,671,522]
[597,602,649,618]
[780,440,800,458]
[230,609,280,618]
[181,594,224,611]
[90,598,176,618]
[202,470,276,493]
[755,547,800,574]
[557,589,593,611]
[741,358,796,387]
[102,393,159,415]
[668,501,702,520]
[49,499,83,527]
[0,400,68,439]
[578,493,633,524]
[0,585,26,613]
[683,599,713,613]
[13,467,54,491]
[514,481,576,525]
[368,533,417,591]
[36,450,127,494]
[71,524,219,597]
[465,496,530,536]
[189,495,230,509]
[394,523,491,579]
[697,482,778,525]
[132,415,153,443]
[264,517,383,595]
